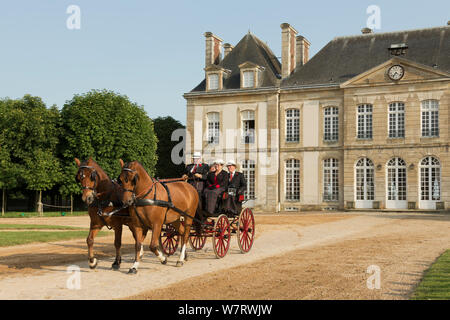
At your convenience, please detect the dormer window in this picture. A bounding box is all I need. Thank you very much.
[239,61,263,89]
[208,73,219,90]
[204,65,231,91]
[243,71,255,88]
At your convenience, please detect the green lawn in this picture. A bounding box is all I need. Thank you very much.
[0,224,84,230]
[0,211,88,218]
[0,230,109,247]
[411,250,450,300]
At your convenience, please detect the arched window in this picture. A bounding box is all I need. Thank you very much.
[387,158,406,201]
[357,104,373,139]
[324,107,339,141]
[420,156,440,201]
[286,109,300,142]
[388,102,405,138]
[242,160,256,200]
[323,158,339,201]
[207,112,220,144]
[285,159,300,201]
[421,100,439,137]
[355,158,374,201]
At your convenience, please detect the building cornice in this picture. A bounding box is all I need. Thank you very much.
[183,86,279,99]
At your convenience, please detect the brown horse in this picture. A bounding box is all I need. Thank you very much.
[118,159,199,274]
[75,158,148,270]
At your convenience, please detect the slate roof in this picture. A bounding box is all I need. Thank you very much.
[191,33,281,92]
[282,26,450,87]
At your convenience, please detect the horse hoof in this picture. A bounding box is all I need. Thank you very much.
[89,258,98,269]
[162,257,167,265]
[111,263,120,270]
[128,268,137,274]
[176,261,184,267]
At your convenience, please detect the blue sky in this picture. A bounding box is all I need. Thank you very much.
[0,0,448,124]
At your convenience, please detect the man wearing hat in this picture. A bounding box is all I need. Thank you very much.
[224,160,247,214]
[204,159,229,214]
[182,152,209,211]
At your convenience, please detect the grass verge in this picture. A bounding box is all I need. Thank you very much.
[411,249,450,300]
[0,224,84,230]
[0,230,108,247]
[0,211,88,218]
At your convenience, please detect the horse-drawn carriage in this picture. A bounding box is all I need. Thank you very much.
[160,190,255,259]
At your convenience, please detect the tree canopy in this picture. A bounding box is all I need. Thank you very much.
[153,116,185,179]
[59,89,158,195]
[0,95,62,192]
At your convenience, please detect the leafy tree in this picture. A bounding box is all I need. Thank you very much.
[0,95,62,214]
[59,89,158,195]
[153,116,185,178]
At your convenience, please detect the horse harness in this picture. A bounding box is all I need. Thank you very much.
[78,165,129,230]
[121,166,203,229]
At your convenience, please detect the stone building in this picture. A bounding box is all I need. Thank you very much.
[183,23,450,212]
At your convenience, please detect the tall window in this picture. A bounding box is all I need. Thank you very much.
[388,102,405,138]
[285,159,300,201]
[323,158,339,201]
[357,104,373,139]
[243,71,255,88]
[420,156,441,201]
[286,109,300,142]
[324,107,339,141]
[207,112,220,144]
[387,158,406,201]
[242,160,256,200]
[208,74,219,90]
[421,100,439,137]
[355,158,374,201]
[241,110,255,144]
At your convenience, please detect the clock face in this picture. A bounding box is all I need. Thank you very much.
[388,65,405,81]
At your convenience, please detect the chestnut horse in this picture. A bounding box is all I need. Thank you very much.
[75,158,148,270]
[118,159,199,274]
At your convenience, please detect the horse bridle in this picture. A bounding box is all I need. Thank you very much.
[121,166,155,202]
[77,165,98,195]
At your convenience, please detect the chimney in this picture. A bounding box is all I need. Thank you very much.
[361,27,373,34]
[280,23,298,78]
[223,43,234,58]
[204,32,223,67]
[296,35,310,67]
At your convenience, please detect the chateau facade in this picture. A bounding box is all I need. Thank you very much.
[184,23,450,212]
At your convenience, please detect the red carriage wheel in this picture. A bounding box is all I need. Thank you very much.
[189,231,207,250]
[212,214,231,259]
[159,224,179,256]
[237,208,255,253]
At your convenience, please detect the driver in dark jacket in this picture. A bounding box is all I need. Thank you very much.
[223,160,247,214]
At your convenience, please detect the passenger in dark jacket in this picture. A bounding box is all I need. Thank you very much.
[204,159,228,214]
[182,152,209,211]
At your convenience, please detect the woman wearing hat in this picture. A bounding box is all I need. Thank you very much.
[224,160,247,214]
[204,159,228,214]
[182,152,209,211]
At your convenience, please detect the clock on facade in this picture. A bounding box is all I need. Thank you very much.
[387,65,405,81]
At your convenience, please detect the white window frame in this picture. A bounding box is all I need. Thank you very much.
[242,70,255,88]
[421,100,439,137]
[324,107,339,142]
[241,110,255,144]
[285,159,300,201]
[208,73,219,90]
[323,158,339,202]
[242,160,256,200]
[207,112,220,144]
[420,156,441,202]
[357,104,373,139]
[285,109,300,143]
[388,102,405,138]
[355,158,374,202]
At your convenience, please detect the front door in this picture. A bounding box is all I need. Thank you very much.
[386,158,407,209]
